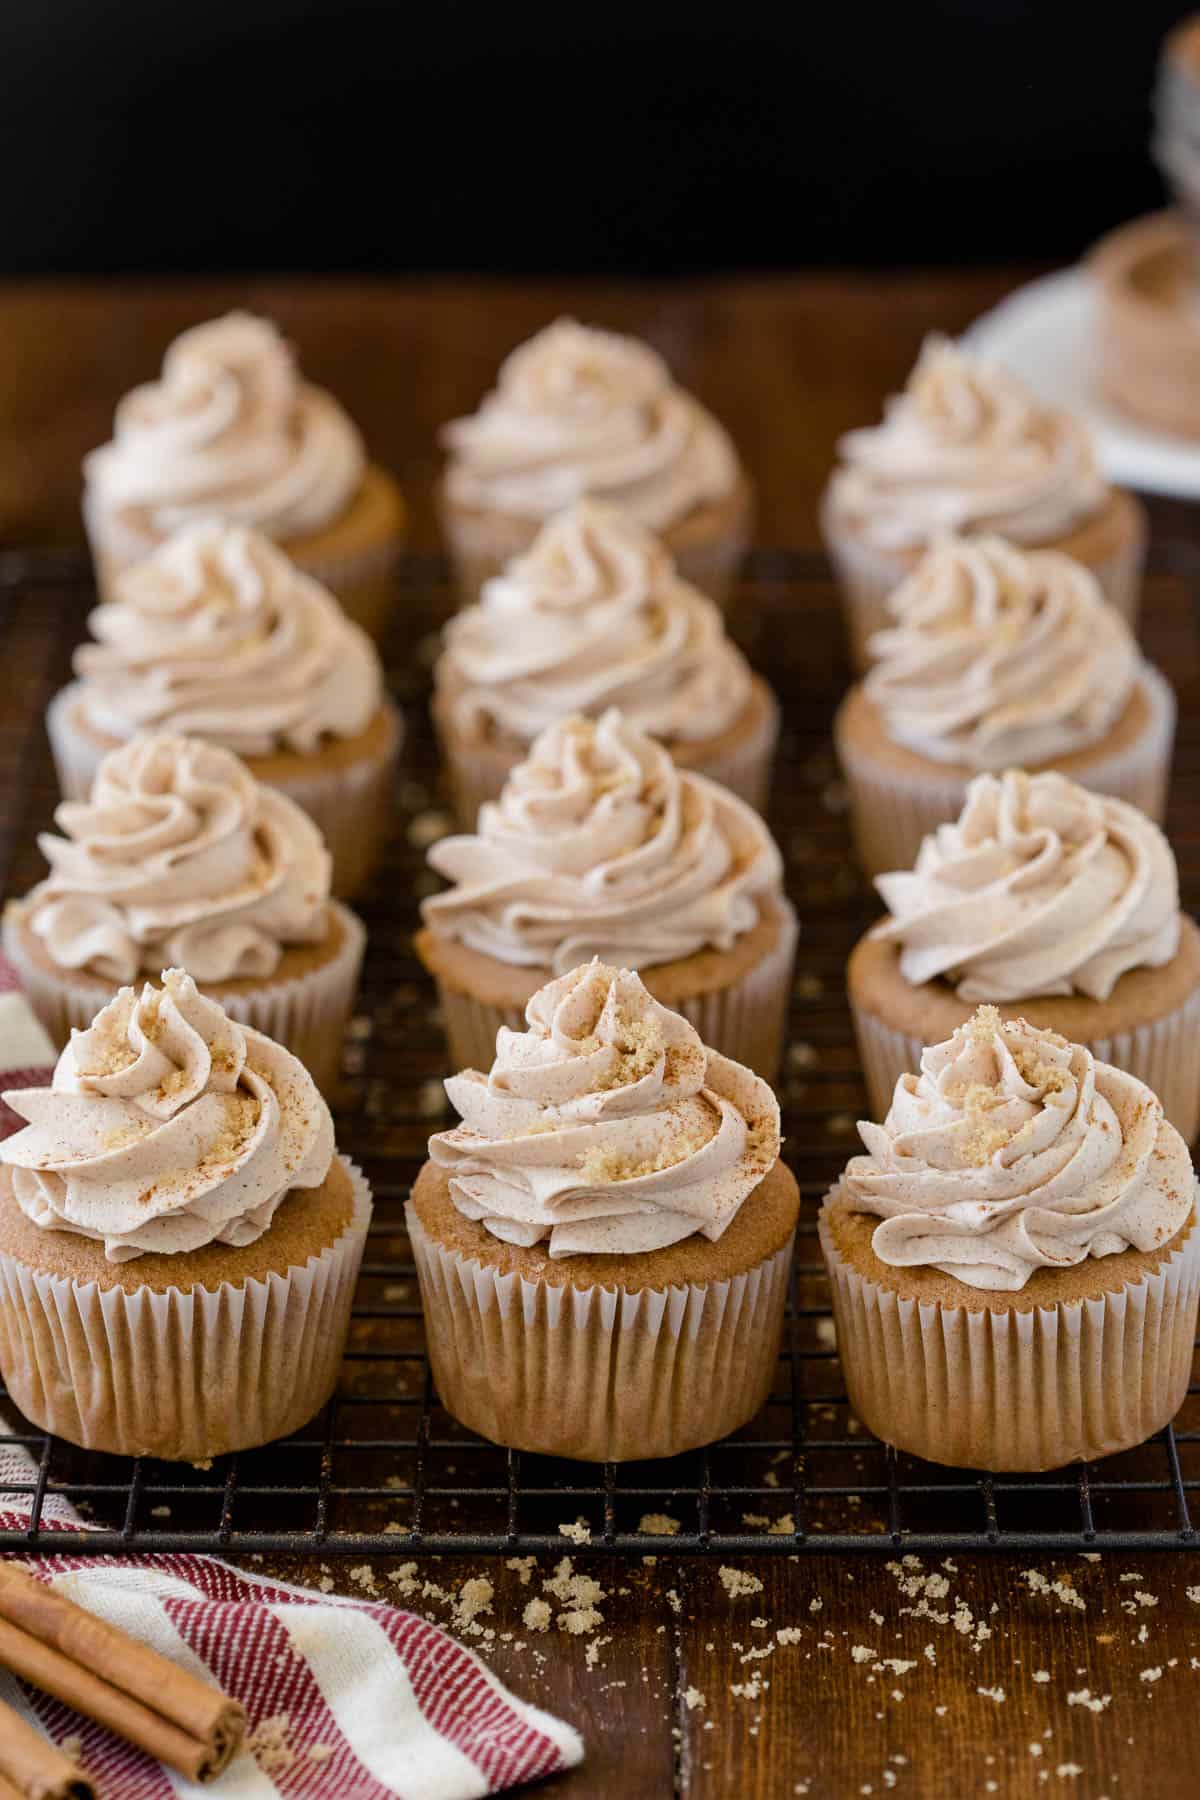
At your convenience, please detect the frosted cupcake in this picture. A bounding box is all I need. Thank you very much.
[82,312,406,640]
[821,335,1146,668]
[848,770,1200,1139]
[821,1008,1200,1470]
[46,518,401,896]
[438,319,752,606]
[4,736,365,1094]
[833,535,1174,877]
[408,960,800,1460]
[0,970,372,1460]
[415,711,797,1079]
[433,499,778,824]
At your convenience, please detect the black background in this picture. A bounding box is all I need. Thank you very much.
[0,2,1192,276]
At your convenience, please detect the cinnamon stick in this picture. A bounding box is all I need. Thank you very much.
[0,1690,94,1798]
[0,1566,244,1783]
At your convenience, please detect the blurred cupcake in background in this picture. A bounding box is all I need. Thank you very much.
[1154,14,1200,251]
[0,969,372,1460]
[4,736,365,1094]
[82,312,406,640]
[438,319,752,606]
[820,335,1146,668]
[415,710,797,1080]
[833,535,1174,877]
[407,959,800,1461]
[820,1007,1200,1471]
[847,769,1200,1139]
[46,519,401,896]
[433,500,778,825]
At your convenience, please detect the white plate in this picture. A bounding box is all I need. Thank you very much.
[962,267,1200,500]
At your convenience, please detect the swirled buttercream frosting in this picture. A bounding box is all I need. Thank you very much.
[83,312,365,542]
[874,770,1180,1003]
[429,960,780,1256]
[863,535,1139,769]
[836,1007,1194,1291]
[827,335,1106,550]
[0,969,334,1261]
[24,735,331,985]
[423,710,784,972]
[72,518,382,754]
[441,319,739,531]
[437,500,752,743]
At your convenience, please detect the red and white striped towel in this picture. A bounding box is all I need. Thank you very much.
[0,964,584,1796]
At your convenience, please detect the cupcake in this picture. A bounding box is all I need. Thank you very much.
[820,1007,1200,1470]
[415,710,797,1080]
[820,335,1146,668]
[833,535,1174,878]
[438,318,752,607]
[3,736,365,1095]
[1154,15,1200,254]
[433,499,778,824]
[407,959,800,1461]
[82,312,406,640]
[45,518,401,897]
[1090,213,1200,441]
[848,769,1200,1140]
[0,969,372,1460]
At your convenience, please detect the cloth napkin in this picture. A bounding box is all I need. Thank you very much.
[0,962,584,1798]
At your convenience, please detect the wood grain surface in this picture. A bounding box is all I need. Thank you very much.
[3,270,1200,1799]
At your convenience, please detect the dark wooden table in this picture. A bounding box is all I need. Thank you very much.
[3,271,1200,1800]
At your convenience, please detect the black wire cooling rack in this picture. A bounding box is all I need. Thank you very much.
[1,543,1200,1558]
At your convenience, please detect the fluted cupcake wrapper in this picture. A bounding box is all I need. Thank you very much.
[286,532,405,644]
[45,685,402,900]
[432,899,798,1084]
[818,1196,1200,1472]
[406,1203,794,1461]
[836,666,1176,880]
[2,902,366,1097]
[434,679,779,830]
[820,498,1146,674]
[850,979,1200,1144]
[0,1160,372,1462]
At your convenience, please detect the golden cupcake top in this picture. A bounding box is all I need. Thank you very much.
[429,960,780,1257]
[863,534,1140,769]
[873,768,1180,1003]
[836,1006,1194,1291]
[71,518,383,755]
[0,969,333,1262]
[827,334,1106,550]
[21,735,332,985]
[436,499,752,743]
[441,318,739,530]
[84,311,366,543]
[422,709,784,972]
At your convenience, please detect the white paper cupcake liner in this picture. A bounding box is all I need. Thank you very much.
[288,533,404,644]
[850,978,1200,1143]
[45,686,402,899]
[836,665,1176,879]
[406,1203,794,1461]
[3,902,366,1097]
[432,898,798,1082]
[0,1160,372,1461]
[818,1196,1200,1471]
[821,497,1146,674]
[261,705,402,900]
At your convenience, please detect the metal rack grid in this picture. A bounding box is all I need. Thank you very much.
[0,543,1199,1558]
